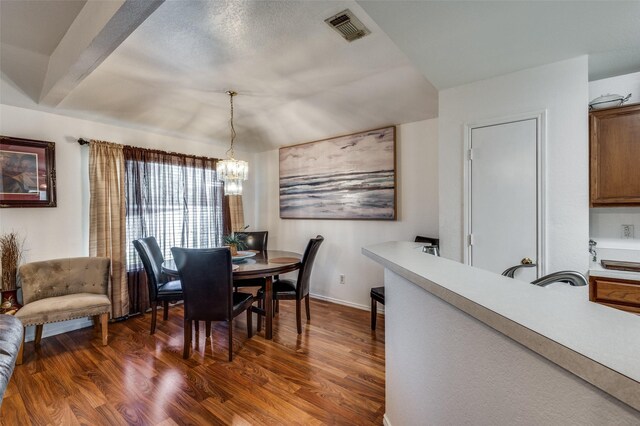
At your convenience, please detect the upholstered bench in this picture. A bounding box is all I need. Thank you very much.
[15,257,111,365]
[0,314,23,408]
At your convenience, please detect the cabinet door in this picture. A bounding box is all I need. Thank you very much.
[590,103,640,206]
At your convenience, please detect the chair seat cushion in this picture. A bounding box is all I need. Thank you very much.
[370,286,385,304]
[232,292,254,316]
[257,279,297,299]
[158,279,182,296]
[15,293,111,327]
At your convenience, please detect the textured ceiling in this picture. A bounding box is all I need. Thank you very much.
[359,1,640,89]
[1,1,640,153]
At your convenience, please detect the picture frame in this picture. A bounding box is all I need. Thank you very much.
[279,126,396,220]
[0,136,56,208]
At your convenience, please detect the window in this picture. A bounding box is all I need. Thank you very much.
[124,148,225,270]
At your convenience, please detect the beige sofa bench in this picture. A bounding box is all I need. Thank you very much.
[15,257,111,365]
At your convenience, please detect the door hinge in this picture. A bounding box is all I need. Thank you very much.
[468,234,474,246]
[468,148,473,160]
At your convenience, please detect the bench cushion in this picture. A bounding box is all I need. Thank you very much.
[15,293,111,327]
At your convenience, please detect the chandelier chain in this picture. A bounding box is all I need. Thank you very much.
[227,90,237,158]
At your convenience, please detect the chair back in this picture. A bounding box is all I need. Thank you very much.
[415,235,439,246]
[17,257,110,305]
[242,231,268,251]
[133,237,166,300]
[171,247,233,322]
[296,235,324,298]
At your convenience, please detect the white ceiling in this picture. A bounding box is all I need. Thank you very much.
[1,1,640,152]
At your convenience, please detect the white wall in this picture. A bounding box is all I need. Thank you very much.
[254,119,439,309]
[588,71,640,241]
[439,56,590,274]
[0,104,254,263]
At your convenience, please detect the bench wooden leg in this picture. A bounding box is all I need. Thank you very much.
[100,313,109,345]
[34,324,43,346]
[16,328,25,365]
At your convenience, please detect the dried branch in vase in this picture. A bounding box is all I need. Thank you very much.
[0,232,23,291]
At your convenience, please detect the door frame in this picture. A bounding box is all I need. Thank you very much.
[463,110,547,277]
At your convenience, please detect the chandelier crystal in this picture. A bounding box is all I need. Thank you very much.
[216,90,248,195]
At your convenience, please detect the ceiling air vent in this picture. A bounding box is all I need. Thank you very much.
[325,9,370,42]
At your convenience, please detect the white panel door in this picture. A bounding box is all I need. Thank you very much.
[470,119,538,281]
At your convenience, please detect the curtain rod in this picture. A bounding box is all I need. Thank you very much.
[77,138,90,145]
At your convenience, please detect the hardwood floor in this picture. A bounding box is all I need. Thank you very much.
[1,298,385,425]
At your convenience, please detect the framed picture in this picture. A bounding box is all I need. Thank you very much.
[0,136,56,208]
[279,126,396,220]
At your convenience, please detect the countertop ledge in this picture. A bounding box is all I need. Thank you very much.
[363,241,640,412]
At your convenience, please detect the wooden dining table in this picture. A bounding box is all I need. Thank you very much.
[162,249,302,340]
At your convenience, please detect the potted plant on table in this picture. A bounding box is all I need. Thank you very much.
[0,232,24,312]
[222,226,249,256]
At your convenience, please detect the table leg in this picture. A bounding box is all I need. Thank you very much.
[265,275,273,340]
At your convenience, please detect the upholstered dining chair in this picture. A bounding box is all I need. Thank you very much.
[234,231,269,290]
[133,237,183,334]
[257,235,324,334]
[15,257,111,365]
[171,247,254,361]
[242,231,268,252]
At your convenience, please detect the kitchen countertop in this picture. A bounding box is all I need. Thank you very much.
[589,239,640,280]
[363,241,640,411]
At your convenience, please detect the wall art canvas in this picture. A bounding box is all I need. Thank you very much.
[279,126,396,220]
[0,136,56,208]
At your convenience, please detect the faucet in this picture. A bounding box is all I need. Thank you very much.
[589,239,597,262]
[530,271,588,287]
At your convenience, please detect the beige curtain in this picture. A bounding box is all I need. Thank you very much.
[228,195,245,232]
[89,141,128,318]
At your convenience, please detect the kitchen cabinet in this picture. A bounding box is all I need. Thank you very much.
[590,103,640,206]
[589,275,640,314]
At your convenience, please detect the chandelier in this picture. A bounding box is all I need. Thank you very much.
[216,90,248,195]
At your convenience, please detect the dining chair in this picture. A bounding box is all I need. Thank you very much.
[257,235,324,334]
[171,247,254,361]
[133,237,183,335]
[235,231,269,290]
[242,231,268,251]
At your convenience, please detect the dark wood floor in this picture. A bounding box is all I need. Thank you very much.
[1,298,385,425]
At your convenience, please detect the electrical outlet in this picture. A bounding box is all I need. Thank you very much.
[622,224,635,239]
[339,274,345,285]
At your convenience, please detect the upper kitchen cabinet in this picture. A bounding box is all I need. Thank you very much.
[590,103,640,207]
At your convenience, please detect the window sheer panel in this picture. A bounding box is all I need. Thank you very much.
[124,149,224,271]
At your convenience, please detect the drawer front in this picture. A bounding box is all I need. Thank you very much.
[594,280,640,305]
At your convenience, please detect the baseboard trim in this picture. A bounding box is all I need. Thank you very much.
[310,293,384,314]
[383,413,391,426]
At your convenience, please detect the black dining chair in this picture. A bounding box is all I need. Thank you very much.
[133,237,183,335]
[171,247,254,361]
[242,231,268,252]
[257,235,324,334]
[235,231,269,290]
[370,236,439,331]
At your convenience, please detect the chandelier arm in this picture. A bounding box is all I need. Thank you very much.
[228,91,236,158]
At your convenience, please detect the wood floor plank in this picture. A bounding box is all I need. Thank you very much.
[4,299,385,425]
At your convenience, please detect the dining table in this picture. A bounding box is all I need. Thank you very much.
[162,249,302,340]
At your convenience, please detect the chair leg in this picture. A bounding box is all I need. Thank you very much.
[247,308,253,338]
[16,328,25,365]
[183,319,192,359]
[371,298,377,331]
[305,294,311,321]
[163,301,169,320]
[205,321,211,338]
[257,299,263,332]
[194,320,199,336]
[228,321,233,362]
[34,324,43,346]
[100,313,109,345]
[92,315,100,330]
[275,299,280,313]
[296,299,302,334]
[150,301,158,335]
